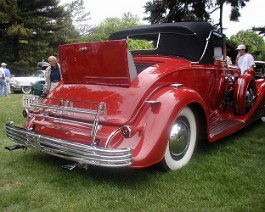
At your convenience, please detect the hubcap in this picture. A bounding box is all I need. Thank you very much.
[245,87,255,108]
[168,117,190,160]
[22,86,31,94]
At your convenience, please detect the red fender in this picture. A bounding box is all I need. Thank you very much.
[234,74,257,115]
[243,69,256,77]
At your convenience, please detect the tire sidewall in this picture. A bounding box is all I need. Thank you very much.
[22,86,32,94]
[163,107,197,170]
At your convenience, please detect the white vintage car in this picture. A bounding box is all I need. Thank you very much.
[10,70,46,94]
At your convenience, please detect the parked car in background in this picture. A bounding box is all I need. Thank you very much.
[5,22,265,172]
[254,61,265,79]
[10,70,45,94]
[9,62,48,94]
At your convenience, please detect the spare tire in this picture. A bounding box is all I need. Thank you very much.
[234,74,257,115]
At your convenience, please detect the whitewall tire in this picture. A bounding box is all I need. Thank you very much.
[161,107,197,171]
[22,86,32,94]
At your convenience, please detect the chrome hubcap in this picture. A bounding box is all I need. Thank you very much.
[168,117,190,160]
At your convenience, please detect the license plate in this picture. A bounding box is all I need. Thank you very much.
[22,95,39,108]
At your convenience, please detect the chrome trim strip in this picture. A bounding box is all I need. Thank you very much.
[169,83,183,88]
[105,127,121,148]
[6,123,132,168]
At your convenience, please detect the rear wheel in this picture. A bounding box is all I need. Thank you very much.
[22,86,32,94]
[161,107,197,171]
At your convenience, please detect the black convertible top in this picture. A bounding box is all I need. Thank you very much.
[109,22,213,43]
[109,22,219,64]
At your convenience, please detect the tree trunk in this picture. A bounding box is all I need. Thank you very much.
[219,3,223,34]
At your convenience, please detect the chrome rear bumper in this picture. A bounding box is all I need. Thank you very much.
[5,122,132,168]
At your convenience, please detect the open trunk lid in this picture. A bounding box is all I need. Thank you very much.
[58,40,137,87]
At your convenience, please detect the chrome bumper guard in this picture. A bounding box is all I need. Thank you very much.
[5,123,132,168]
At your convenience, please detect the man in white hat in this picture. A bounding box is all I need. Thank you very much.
[236,44,255,75]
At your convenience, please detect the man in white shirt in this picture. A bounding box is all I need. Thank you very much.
[0,64,7,96]
[236,44,255,75]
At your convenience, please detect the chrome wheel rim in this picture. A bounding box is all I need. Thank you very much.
[22,86,32,94]
[168,117,190,160]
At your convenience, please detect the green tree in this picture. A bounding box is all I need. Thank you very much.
[143,0,211,24]
[83,12,141,42]
[215,0,250,33]
[67,0,91,35]
[143,0,250,32]
[252,26,265,37]
[229,30,265,60]
[0,0,77,75]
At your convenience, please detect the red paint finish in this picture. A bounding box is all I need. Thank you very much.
[58,40,134,87]
[5,24,265,170]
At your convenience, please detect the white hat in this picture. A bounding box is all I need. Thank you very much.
[236,44,246,50]
[1,62,7,66]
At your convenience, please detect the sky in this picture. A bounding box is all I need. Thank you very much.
[61,0,264,38]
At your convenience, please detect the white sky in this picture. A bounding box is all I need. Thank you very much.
[61,0,264,38]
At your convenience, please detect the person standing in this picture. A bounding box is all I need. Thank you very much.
[2,63,11,95]
[43,56,62,95]
[236,44,255,75]
[0,63,7,96]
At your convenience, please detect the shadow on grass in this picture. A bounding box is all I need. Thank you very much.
[10,148,160,185]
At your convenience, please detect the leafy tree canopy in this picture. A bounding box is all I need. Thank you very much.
[66,0,91,35]
[143,0,250,32]
[0,0,78,75]
[252,26,265,37]
[84,12,141,42]
[230,30,265,60]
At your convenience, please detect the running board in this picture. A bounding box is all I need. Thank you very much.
[209,118,244,140]
[5,144,27,151]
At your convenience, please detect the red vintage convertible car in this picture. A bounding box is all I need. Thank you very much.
[5,22,265,171]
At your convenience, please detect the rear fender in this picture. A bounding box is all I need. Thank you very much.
[123,86,207,168]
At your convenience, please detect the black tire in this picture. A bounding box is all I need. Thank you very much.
[22,86,32,94]
[161,107,197,171]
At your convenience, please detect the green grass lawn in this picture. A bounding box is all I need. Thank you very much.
[0,94,264,211]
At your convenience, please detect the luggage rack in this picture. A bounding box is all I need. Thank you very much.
[26,96,107,142]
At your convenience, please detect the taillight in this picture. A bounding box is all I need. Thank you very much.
[121,125,133,138]
[121,125,145,139]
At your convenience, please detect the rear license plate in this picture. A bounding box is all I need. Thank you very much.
[22,95,38,108]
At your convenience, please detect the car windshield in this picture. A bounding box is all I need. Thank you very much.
[32,70,44,78]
